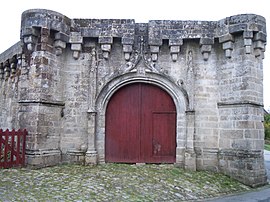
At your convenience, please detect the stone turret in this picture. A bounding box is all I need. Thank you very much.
[0,9,267,187]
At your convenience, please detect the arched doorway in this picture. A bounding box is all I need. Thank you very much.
[105,83,176,163]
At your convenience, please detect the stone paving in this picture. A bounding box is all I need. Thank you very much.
[0,164,252,201]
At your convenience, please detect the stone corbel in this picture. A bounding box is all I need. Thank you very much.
[70,32,83,59]
[99,36,113,59]
[169,38,183,62]
[150,45,160,62]
[10,56,17,76]
[122,37,134,61]
[0,63,4,79]
[170,46,180,62]
[123,45,133,61]
[4,60,10,79]
[16,54,22,67]
[71,44,82,59]
[200,38,214,61]
[253,32,266,58]
[23,29,39,52]
[219,34,234,58]
[54,32,69,56]
[200,45,212,61]
[101,44,111,59]
[54,40,66,56]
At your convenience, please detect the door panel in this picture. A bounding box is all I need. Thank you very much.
[105,84,140,163]
[105,83,176,163]
[152,112,176,163]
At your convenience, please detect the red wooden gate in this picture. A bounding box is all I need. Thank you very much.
[105,83,176,163]
[0,129,27,168]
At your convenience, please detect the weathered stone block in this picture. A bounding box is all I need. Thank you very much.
[123,44,133,52]
[98,36,113,44]
[70,32,83,43]
[121,37,134,45]
[54,40,66,49]
[71,43,82,51]
[200,38,214,45]
[219,34,234,43]
[222,41,234,50]
[254,32,267,42]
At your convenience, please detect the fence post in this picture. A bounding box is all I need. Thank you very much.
[4,129,9,168]
[17,129,21,166]
[11,129,15,167]
[0,129,2,167]
[22,129,27,166]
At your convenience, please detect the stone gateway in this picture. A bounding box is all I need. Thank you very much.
[0,9,267,187]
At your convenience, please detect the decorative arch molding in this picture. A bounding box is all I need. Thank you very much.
[96,72,189,113]
[85,72,196,170]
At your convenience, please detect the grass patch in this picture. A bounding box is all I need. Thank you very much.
[264,143,270,151]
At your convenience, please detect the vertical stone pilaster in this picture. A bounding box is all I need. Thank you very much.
[185,111,196,171]
[85,111,97,165]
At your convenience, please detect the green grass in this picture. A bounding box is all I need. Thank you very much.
[264,143,270,151]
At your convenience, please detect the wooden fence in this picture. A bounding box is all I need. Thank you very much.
[0,129,27,168]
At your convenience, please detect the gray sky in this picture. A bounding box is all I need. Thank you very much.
[0,0,269,110]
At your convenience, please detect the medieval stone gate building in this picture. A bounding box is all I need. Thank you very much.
[0,9,267,187]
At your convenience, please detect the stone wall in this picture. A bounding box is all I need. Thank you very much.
[0,9,267,187]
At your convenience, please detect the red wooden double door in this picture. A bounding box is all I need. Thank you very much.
[105,83,176,163]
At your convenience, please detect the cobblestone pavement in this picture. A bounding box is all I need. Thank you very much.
[0,164,252,201]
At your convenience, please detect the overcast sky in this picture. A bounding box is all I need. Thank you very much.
[0,0,269,110]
